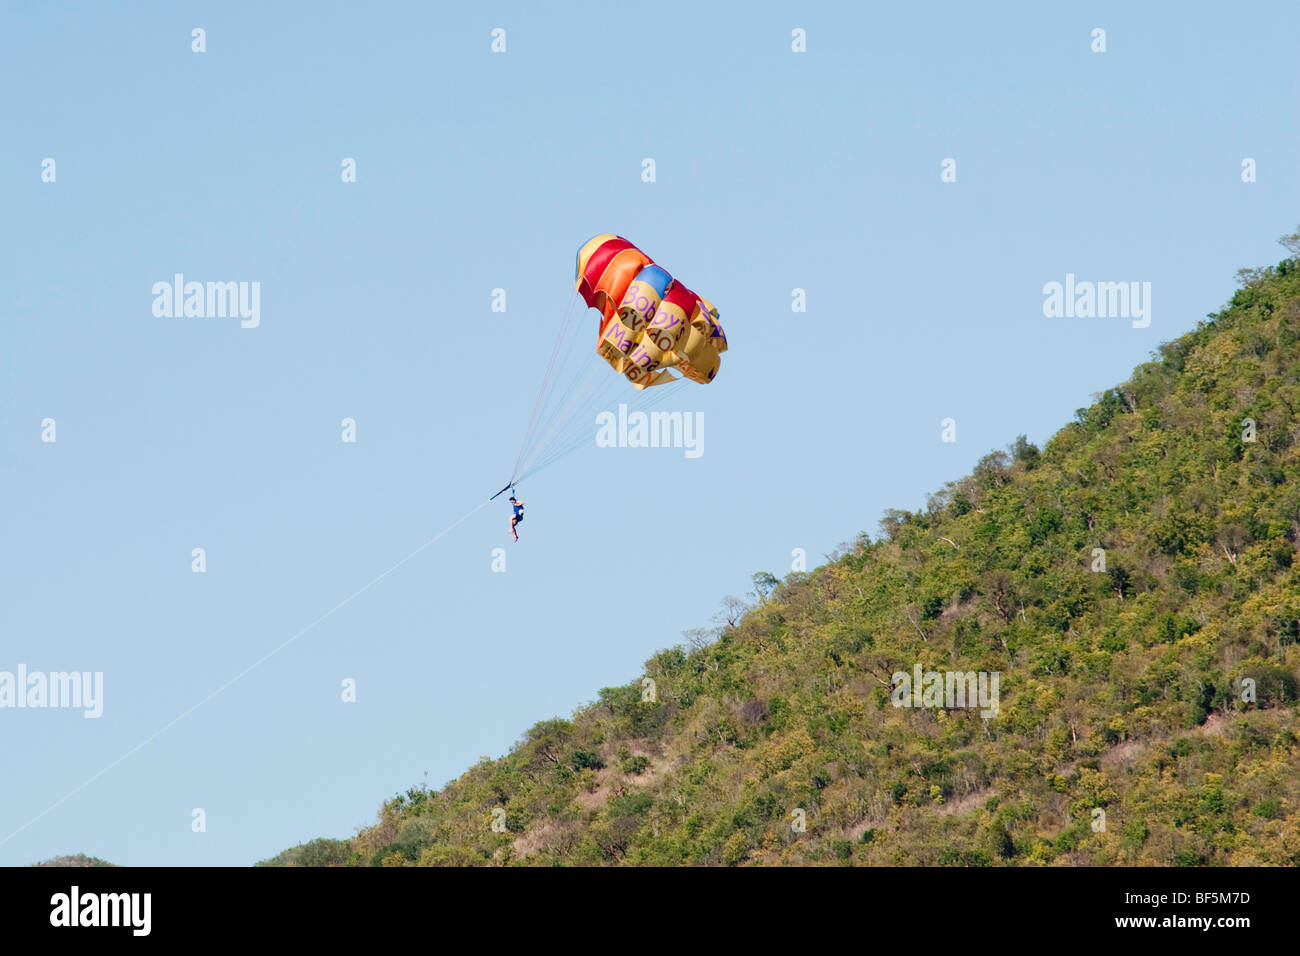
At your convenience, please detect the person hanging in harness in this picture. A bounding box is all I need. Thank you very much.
[509,496,525,542]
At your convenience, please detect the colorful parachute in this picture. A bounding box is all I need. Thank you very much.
[575,235,727,389]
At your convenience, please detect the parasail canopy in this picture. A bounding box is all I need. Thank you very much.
[575,235,727,389]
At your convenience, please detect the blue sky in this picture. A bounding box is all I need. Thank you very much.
[2,1,1296,866]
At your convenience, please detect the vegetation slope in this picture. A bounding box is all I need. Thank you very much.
[31,855,116,867]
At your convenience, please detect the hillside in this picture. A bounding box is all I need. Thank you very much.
[31,855,116,867]
[265,233,1300,867]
